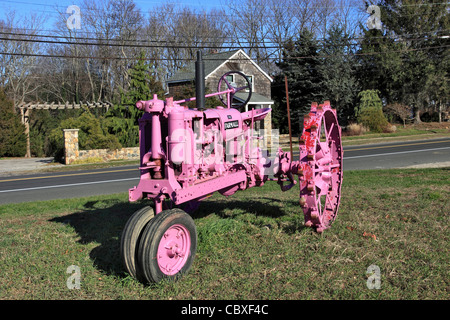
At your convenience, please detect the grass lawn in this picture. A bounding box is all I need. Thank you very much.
[0,168,448,300]
[279,122,450,148]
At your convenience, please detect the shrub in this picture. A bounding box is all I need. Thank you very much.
[383,124,397,133]
[102,116,139,148]
[345,123,367,136]
[355,90,390,133]
[48,111,122,162]
[0,89,27,157]
[358,107,390,133]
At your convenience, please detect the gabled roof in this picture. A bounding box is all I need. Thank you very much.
[166,49,272,84]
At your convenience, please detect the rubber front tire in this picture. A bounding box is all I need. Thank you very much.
[138,208,197,284]
[120,206,154,281]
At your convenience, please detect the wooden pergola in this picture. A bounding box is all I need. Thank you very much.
[17,101,113,157]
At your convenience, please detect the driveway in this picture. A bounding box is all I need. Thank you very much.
[0,157,64,176]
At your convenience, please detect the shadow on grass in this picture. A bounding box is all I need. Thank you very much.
[50,199,143,277]
[49,195,299,279]
[195,196,290,219]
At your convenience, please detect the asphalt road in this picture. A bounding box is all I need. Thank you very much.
[340,137,450,170]
[0,166,140,205]
[0,137,449,205]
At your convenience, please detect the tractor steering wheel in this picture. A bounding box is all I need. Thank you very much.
[217,71,252,109]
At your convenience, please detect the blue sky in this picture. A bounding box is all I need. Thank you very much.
[0,0,226,31]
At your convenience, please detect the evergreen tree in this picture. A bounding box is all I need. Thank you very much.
[105,51,165,147]
[272,29,324,134]
[121,51,165,113]
[382,0,448,123]
[356,89,389,133]
[424,57,449,122]
[321,25,360,125]
[357,26,404,106]
[0,89,27,157]
[358,0,449,123]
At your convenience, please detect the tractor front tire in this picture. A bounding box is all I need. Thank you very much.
[120,206,154,281]
[137,208,197,284]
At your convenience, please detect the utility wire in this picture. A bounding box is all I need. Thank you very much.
[0,28,447,46]
[0,0,447,11]
[0,35,238,50]
[1,44,448,62]
[0,30,447,52]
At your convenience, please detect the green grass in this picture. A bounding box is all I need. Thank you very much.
[278,125,450,148]
[0,168,449,300]
[342,131,449,146]
[345,126,448,139]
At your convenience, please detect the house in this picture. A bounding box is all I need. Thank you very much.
[166,49,274,135]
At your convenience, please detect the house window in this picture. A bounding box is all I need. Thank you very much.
[226,74,235,85]
[245,75,254,92]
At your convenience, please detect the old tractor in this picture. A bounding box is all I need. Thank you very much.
[120,52,343,284]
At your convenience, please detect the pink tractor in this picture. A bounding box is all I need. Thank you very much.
[121,52,343,284]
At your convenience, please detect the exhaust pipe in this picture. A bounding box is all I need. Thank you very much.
[195,51,205,110]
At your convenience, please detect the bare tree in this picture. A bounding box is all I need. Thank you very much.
[80,0,117,102]
[80,0,144,102]
[226,0,270,67]
[384,103,411,127]
[146,3,229,82]
[44,0,145,103]
[0,10,45,106]
[224,0,364,72]
[333,0,366,37]
[145,3,177,82]
[292,0,318,34]
[265,0,298,66]
[108,0,144,94]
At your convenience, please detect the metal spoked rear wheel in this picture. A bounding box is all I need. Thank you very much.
[299,101,343,233]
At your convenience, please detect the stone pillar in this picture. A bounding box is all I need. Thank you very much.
[19,108,32,158]
[63,129,79,165]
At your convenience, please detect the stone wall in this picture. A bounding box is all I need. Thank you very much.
[63,129,139,165]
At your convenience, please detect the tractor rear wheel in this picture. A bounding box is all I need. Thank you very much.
[299,101,343,233]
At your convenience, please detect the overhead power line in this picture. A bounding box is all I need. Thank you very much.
[0,0,447,11]
[1,44,448,62]
[0,35,236,50]
[0,28,448,52]
[0,28,448,46]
